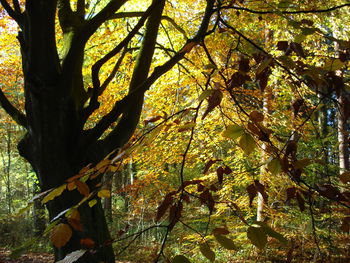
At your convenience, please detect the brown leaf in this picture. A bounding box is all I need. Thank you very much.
[223,166,232,174]
[292,99,304,116]
[67,209,82,231]
[200,189,215,213]
[239,57,250,72]
[144,115,162,125]
[50,223,72,248]
[277,41,289,51]
[217,167,224,184]
[212,227,230,235]
[290,42,305,58]
[246,184,257,207]
[203,159,221,174]
[156,192,175,222]
[249,111,264,123]
[168,202,183,230]
[286,187,296,203]
[75,181,90,197]
[295,192,305,212]
[254,180,268,202]
[80,238,95,249]
[202,89,223,120]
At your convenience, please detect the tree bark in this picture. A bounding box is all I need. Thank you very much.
[0,0,215,261]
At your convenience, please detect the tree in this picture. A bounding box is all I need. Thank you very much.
[0,0,214,262]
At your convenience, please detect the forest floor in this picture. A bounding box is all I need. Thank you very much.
[0,249,54,263]
[0,249,133,263]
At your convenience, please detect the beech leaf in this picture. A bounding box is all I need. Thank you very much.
[214,234,236,250]
[98,189,111,198]
[42,184,67,204]
[222,125,244,140]
[50,223,72,248]
[199,243,215,261]
[172,255,191,263]
[239,133,256,155]
[202,89,223,120]
[247,225,267,249]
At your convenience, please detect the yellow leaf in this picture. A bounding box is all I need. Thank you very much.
[42,184,67,204]
[50,223,72,248]
[96,159,111,172]
[88,199,97,207]
[98,189,111,198]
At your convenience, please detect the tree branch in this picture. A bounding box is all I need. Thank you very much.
[76,0,85,18]
[85,0,216,162]
[12,0,20,13]
[83,0,128,40]
[82,6,154,123]
[219,3,350,15]
[0,87,27,128]
[0,0,22,25]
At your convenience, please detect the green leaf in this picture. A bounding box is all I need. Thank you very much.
[239,133,256,155]
[267,158,282,175]
[247,226,267,249]
[172,255,191,263]
[199,243,215,261]
[42,184,67,204]
[222,125,244,140]
[214,234,237,250]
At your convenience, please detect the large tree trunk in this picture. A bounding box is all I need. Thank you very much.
[0,0,213,261]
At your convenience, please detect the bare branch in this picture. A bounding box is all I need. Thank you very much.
[0,0,22,24]
[12,0,20,13]
[83,0,128,39]
[82,6,153,122]
[162,16,188,40]
[0,87,27,128]
[85,0,216,161]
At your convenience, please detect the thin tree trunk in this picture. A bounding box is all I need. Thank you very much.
[337,90,349,173]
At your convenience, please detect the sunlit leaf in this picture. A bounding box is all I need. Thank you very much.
[88,199,97,207]
[42,184,67,204]
[98,189,111,198]
[267,158,282,175]
[222,125,244,140]
[239,133,256,155]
